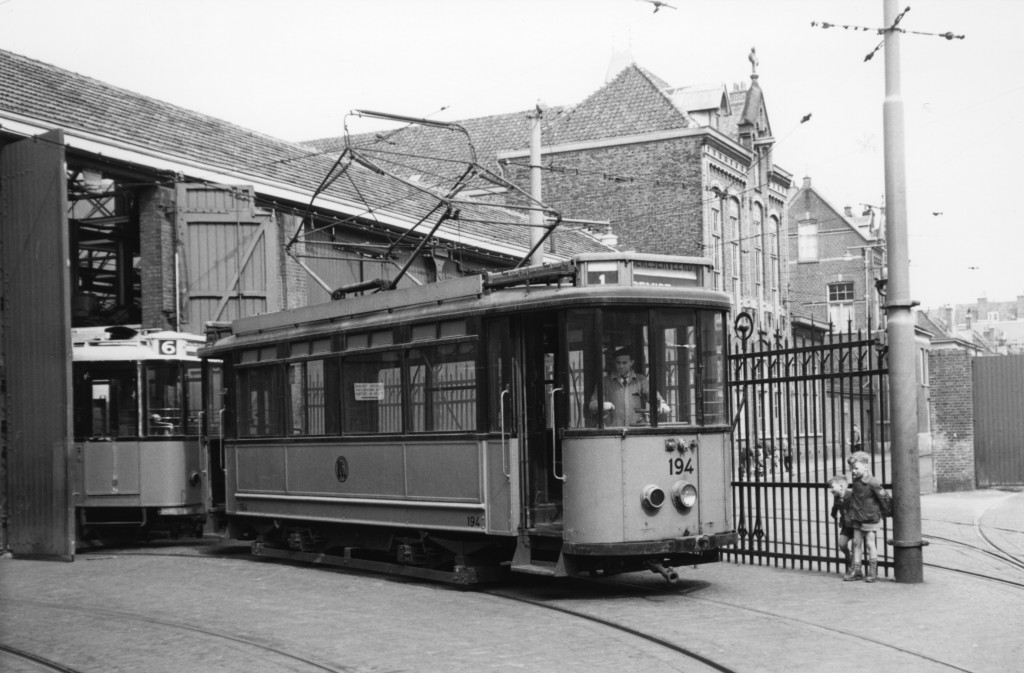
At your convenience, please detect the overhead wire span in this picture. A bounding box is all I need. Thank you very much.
[284,109,564,291]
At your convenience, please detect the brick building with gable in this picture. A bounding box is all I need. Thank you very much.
[786,176,885,334]
[312,58,795,337]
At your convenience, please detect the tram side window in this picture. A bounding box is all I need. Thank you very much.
[407,342,478,432]
[700,311,727,425]
[485,319,514,434]
[237,365,284,437]
[654,310,698,425]
[288,359,327,435]
[342,351,402,434]
[567,310,600,428]
[73,363,138,438]
[145,363,184,436]
[185,364,202,435]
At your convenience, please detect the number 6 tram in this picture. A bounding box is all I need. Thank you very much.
[200,253,736,584]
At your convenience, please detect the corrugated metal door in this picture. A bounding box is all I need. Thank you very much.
[0,130,74,559]
[175,184,278,334]
[973,354,1024,487]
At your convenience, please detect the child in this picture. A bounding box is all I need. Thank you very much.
[843,451,889,583]
[827,475,853,571]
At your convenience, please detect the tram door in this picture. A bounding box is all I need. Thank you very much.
[519,313,565,532]
[201,360,227,529]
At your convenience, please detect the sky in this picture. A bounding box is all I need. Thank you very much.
[2,0,1021,309]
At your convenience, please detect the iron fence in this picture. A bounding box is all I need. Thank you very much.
[726,316,891,574]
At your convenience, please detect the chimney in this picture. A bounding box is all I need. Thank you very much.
[844,206,853,217]
[802,176,811,189]
[966,309,972,330]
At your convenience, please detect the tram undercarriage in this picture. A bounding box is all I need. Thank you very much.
[77,505,206,544]
[233,516,731,586]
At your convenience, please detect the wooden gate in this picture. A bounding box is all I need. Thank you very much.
[175,184,278,335]
[973,354,1024,487]
[726,316,891,574]
[0,130,75,559]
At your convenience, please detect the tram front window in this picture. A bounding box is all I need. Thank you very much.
[568,308,726,429]
[145,363,183,436]
[73,363,138,439]
[570,309,656,429]
[656,310,699,425]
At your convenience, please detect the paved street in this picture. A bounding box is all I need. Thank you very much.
[2,489,1022,673]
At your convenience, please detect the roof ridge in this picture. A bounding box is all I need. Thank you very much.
[0,47,313,153]
[633,64,694,127]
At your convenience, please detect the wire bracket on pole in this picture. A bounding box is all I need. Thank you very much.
[810,8,965,63]
[888,539,929,548]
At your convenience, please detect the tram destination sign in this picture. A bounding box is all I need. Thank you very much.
[632,260,700,287]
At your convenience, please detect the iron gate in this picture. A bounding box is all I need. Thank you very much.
[726,315,891,574]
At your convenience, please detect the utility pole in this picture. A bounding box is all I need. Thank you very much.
[528,105,544,266]
[882,0,924,583]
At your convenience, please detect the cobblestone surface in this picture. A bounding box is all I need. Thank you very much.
[1,489,1022,672]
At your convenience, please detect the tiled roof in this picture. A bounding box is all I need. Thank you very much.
[917,310,950,338]
[540,64,692,147]
[0,48,610,260]
[319,63,696,174]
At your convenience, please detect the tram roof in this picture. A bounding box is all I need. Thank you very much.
[72,327,205,362]
[200,253,731,355]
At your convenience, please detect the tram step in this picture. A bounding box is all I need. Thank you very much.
[511,561,558,576]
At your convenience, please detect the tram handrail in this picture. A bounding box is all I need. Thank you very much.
[219,408,226,469]
[550,387,565,482]
[500,386,511,479]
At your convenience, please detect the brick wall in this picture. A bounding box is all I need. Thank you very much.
[278,211,308,311]
[138,185,176,330]
[787,186,882,332]
[504,137,706,257]
[928,349,976,491]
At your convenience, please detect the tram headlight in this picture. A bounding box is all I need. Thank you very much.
[671,481,698,510]
[641,484,666,510]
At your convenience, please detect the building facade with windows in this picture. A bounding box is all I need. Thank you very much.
[787,177,885,333]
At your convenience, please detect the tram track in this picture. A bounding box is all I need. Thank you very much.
[0,643,85,673]
[921,492,1024,586]
[75,548,739,673]
[569,575,982,673]
[482,584,741,673]
[50,522,1024,673]
[2,597,353,673]
[922,533,1024,574]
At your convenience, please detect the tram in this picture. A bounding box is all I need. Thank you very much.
[71,326,208,541]
[200,253,737,583]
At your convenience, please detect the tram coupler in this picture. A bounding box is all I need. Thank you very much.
[646,560,680,584]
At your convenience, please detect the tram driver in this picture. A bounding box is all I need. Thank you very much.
[589,346,670,427]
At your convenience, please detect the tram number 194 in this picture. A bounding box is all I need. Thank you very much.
[467,515,485,528]
[669,457,694,476]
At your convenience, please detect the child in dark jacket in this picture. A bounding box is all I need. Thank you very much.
[827,475,853,571]
[843,451,889,583]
